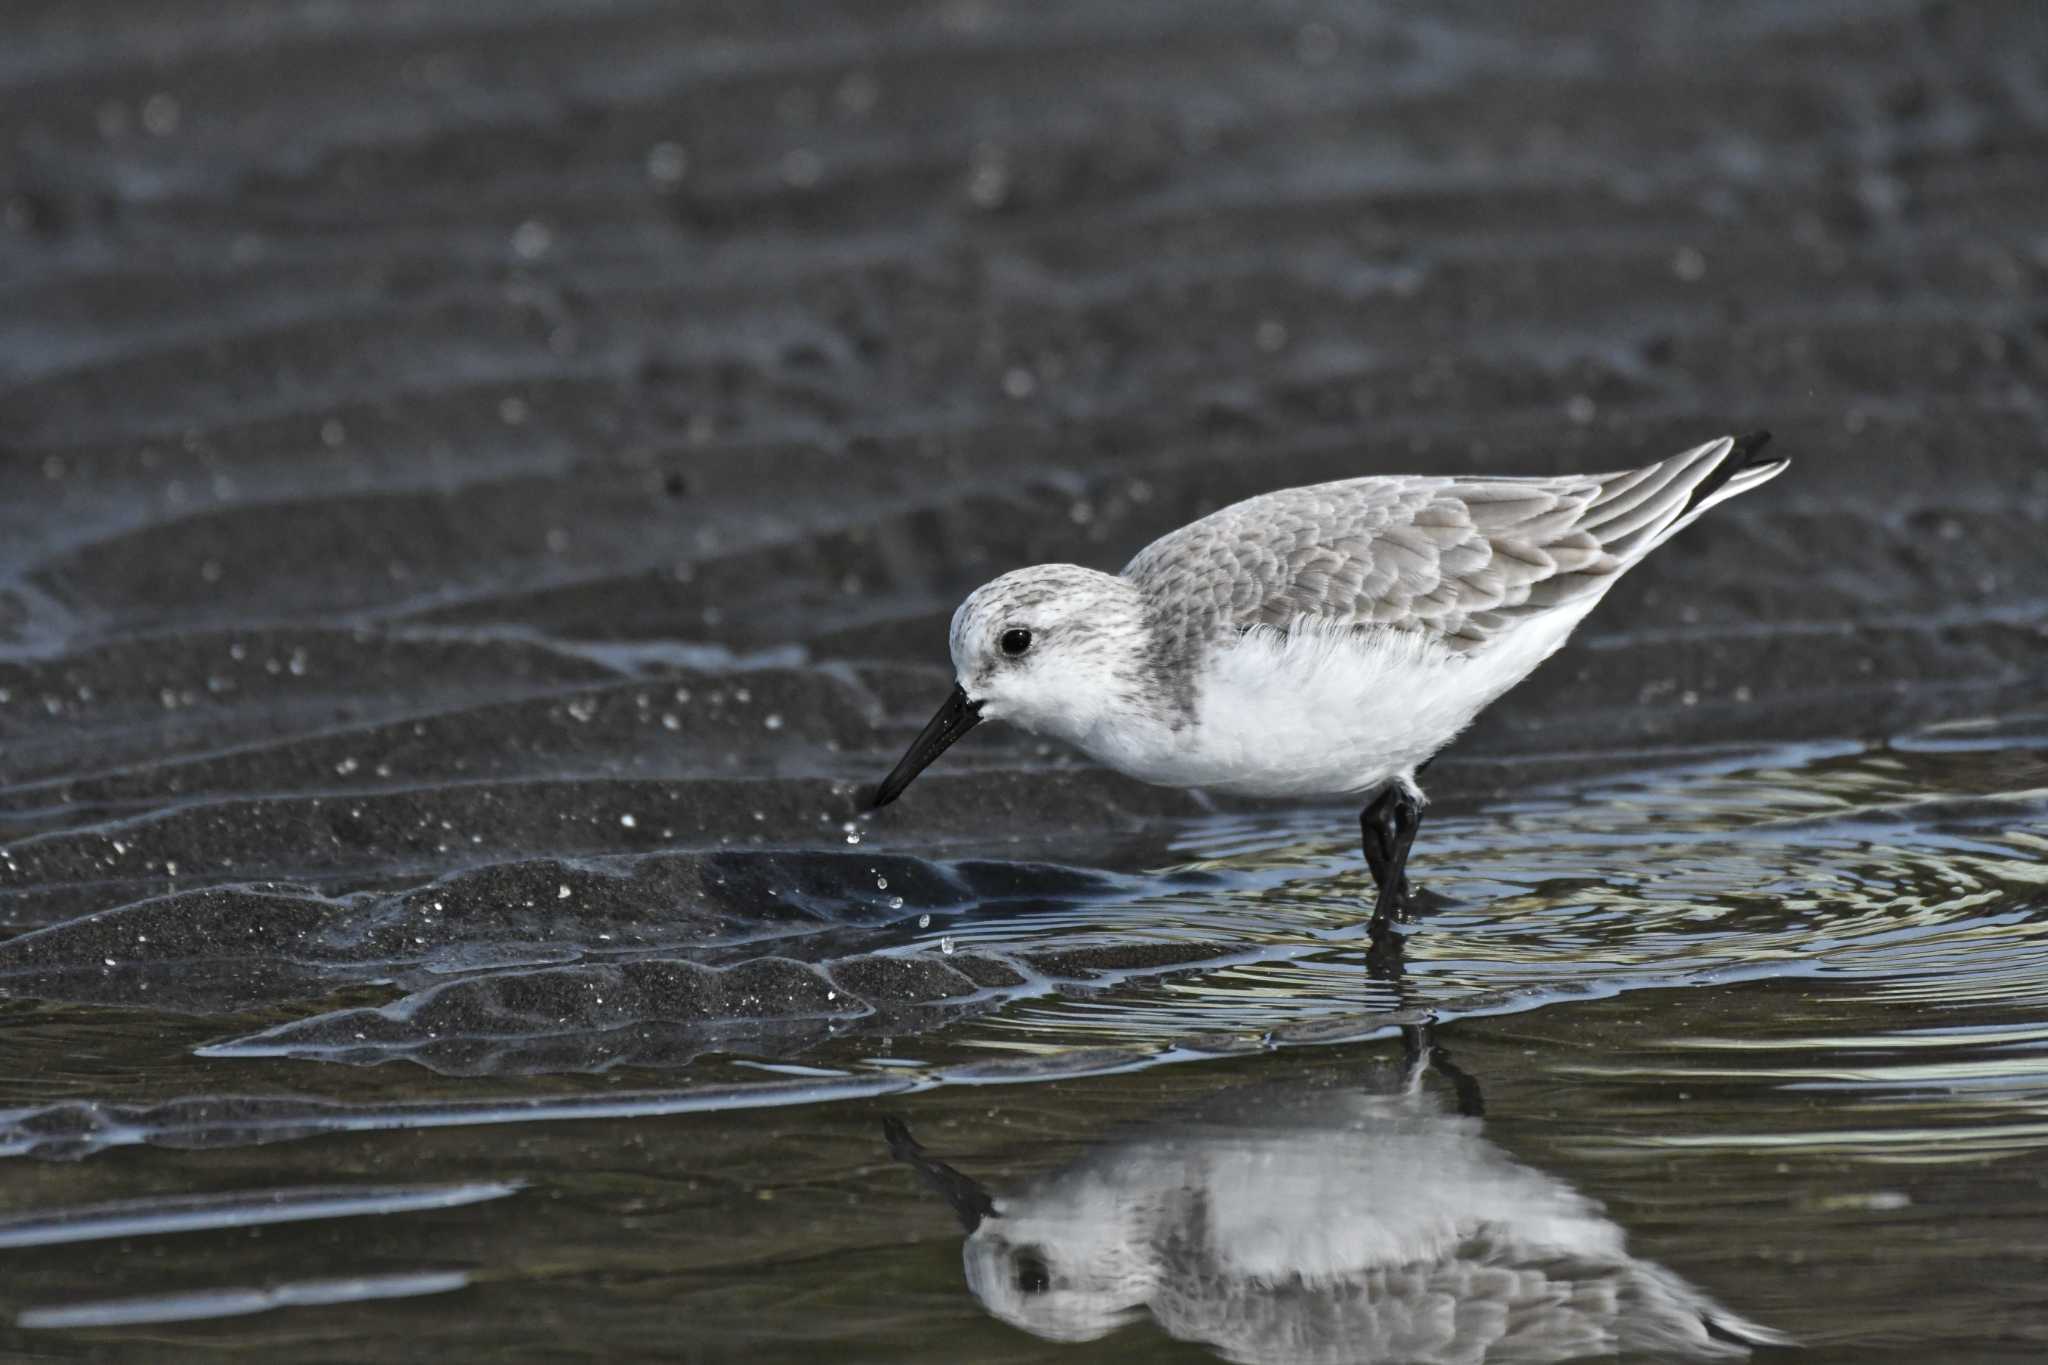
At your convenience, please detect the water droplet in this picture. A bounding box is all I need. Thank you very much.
[335,757,359,776]
[558,884,572,900]
[781,148,823,188]
[966,145,1009,208]
[888,896,904,910]
[645,141,689,188]
[619,813,638,829]
[918,914,931,929]
[763,713,784,731]
[940,936,955,955]
[511,219,553,260]
[140,92,181,136]
[835,71,879,116]
[875,876,889,890]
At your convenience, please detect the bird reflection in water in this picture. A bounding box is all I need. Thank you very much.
[884,1027,1789,1363]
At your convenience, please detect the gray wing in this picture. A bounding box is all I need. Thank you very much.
[1158,1247,1781,1364]
[1122,437,1771,652]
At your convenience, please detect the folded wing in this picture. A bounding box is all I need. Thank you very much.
[1123,436,1778,652]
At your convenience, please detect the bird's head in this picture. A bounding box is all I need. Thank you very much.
[871,564,1149,807]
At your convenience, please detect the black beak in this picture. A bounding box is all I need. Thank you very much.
[882,1116,997,1233]
[871,684,982,808]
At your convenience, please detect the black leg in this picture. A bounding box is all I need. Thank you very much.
[1359,796,1395,898]
[1358,783,1425,945]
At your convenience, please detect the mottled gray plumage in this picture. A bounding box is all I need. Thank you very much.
[1124,435,1781,656]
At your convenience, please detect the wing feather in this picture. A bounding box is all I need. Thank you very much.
[1122,437,1765,653]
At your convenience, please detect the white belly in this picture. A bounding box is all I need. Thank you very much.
[1082,610,1594,798]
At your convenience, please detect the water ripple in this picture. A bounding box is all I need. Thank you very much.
[923,736,2048,1054]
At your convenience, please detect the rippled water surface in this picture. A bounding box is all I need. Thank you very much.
[943,726,2048,1051]
[1,726,2044,1360]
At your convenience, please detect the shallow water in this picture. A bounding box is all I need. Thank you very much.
[1,724,2043,1360]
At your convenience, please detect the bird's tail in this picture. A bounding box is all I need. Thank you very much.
[1582,432,1788,562]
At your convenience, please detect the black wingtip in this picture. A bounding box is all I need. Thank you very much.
[1700,1312,1797,1352]
[1728,429,1774,466]
[1679,430,1784,521]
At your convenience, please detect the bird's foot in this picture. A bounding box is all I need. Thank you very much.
[1389,876,1420,922]
[1396,878,1457,923]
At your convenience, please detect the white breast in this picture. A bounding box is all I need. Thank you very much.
[1083,608,1597,799]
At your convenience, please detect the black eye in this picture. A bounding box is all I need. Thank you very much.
[1014,1251,1051,1295]
[1000,628,1033,658]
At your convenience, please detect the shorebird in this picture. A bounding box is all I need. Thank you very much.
[872,433,1786,945]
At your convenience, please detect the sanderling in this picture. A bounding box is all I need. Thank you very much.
[883,1027,1790,1358]
[873,432,1787,944]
